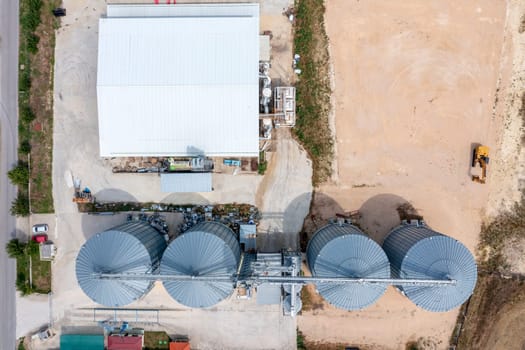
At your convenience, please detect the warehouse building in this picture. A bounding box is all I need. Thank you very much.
[97,4,260,158]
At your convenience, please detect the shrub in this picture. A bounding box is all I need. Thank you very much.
[19,70,31,92]
[18,123,31,141]
[7,162,30,186]
[6,239,26,258]
[26,33,40,53]
[11,192,30,216]
[27,240,39,255]
[19,140,32,154]
[16,272,31,295]
[258,161,268,175]
[18,337,26,350]
[20,105,35,124]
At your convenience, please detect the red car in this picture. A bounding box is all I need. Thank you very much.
[32,234,48,243]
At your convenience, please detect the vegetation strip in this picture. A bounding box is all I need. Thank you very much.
[11,0,57,215]
[293,0,333,185]
[450,191,525,348]
[6,239,51,295]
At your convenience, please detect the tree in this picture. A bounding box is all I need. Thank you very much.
[5,239,26,258]
[7,162,29,186]
[10,192,30,216]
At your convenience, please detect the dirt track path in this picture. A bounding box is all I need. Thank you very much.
[256,129,312,252]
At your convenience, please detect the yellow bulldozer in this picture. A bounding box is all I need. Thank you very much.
[471,145,489,184]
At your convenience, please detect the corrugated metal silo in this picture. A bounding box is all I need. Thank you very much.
[307,224,390,310]
[76,222,167,307]
[161,222,240,308]
[382,224,477,312]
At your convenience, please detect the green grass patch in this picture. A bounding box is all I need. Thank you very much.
[297,329,307,350]
[293,0,333,185]
[144,331,170,350]
[258,151,268,175]
[6,239,51,294]
[30,248,51,293]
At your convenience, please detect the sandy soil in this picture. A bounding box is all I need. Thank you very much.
[486,0,525,215]
[299,1,508,349]
[483,298,525,350]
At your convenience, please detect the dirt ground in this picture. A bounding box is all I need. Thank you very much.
[481,283,525,350]
[299,1,509,349]
[486,0,525,216]
[456,275,525,350]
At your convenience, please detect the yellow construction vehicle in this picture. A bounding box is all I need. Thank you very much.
[471,145,489,184]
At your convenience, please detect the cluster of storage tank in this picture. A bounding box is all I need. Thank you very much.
[307,223,478,312]
[76,220,477,312]
[76,221,240,308]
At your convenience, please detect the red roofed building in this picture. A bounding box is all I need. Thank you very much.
[170,342,190,350]
[107,335,143,350]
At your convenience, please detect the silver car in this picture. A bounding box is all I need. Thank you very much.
[32,224,49,234]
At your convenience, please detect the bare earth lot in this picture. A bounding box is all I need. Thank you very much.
[299,1,507,349]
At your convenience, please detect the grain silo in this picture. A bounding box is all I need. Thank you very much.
[76,222,167,307]
[307,224,390,310]
[161,222,240,308]
[382,223,477,312]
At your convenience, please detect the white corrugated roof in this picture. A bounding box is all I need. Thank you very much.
[97,4,260,157]
[160,173,212,193]
[107,3,259,18]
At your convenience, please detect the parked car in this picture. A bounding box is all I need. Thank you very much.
[32,234,48,244]
[31,327,53,341]
[32,224,48,234]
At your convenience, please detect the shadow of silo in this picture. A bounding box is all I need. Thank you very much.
[358,193,421,244]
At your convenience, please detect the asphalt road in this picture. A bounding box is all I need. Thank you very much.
[0,0,19,348]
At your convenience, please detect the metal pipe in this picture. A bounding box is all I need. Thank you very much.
[93,273,456,286]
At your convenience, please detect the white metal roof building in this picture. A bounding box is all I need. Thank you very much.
[160,173,212,193]
[97,4,260,157]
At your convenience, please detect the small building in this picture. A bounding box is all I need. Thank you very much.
[170,342,191,350]
[39,243,56,261]
[60,334,104,350]
[160,173,212,193]
[108,334,143,350]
